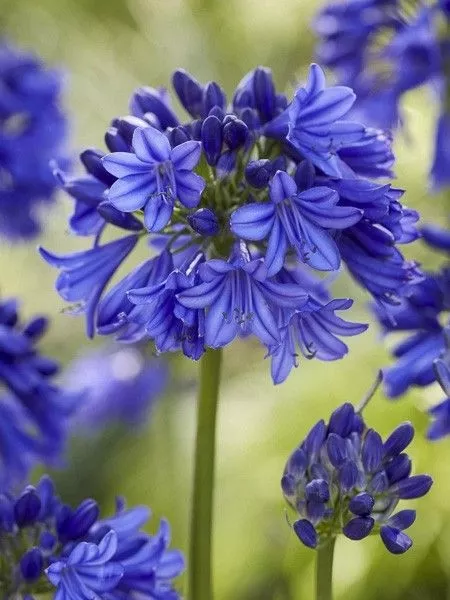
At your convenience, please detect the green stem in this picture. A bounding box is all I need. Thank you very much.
[188,348,223,600]
[316,539,336,600]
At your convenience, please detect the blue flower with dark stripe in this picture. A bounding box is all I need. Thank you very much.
[103,126,205,231]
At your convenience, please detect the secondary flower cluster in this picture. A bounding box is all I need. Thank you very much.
[282,402,432,553]
[0,40,67,239]
[42,63,419,383]
[314,0,450,189]
[0,475,184,599]
[64,344,168,431]
[373,223,450,406]
[0,298,75,491]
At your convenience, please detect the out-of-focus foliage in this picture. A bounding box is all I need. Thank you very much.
[0,0,448,598]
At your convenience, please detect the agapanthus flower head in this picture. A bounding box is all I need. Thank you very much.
[43,63,418,382]
[282,393,433,553]
[0,298,76,491]
[63,344,168,431]
[0,40,68,239]
[0,475,184,599]
[314,0,450,190]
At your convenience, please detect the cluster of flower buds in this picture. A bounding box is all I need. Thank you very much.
[282,401,432,553]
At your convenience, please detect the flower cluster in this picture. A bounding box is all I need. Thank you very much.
[314,0,450,189]
[0,298,75,491]
[42,63,419,383]
[282,401,432,553]
[0,475,184,599]
[0,40,67,239]
[64,344,168,431]
[373,223,450,401]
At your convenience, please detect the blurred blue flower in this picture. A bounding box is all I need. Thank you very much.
[44,63,419,382]
[0,476,184,599]
[373,218,450,398]
[313,0,450,190]
[0,299,75,491]
[283,400,432,552]
[0,40,68,240]
[63,344,168,431]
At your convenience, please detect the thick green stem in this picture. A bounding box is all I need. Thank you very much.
[188,348,223,600]
[316,539,336,600]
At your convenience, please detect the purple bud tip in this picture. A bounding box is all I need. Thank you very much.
[395,474,433,499]
[305,479,330,503]
[383,423,414,458]
[328,403,355,437]
[343,516,374,540]
[20,548,44,582]
[349,492,374,516]
[380,526,413,554]
[293,519,318,549]
[188,208,219,236]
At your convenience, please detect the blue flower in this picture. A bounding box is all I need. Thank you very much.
[177,242,309,349]
[0,476,184,599]
[231,170,362,276]
[64,345,168,431]
[0,301,75,490]
[265,64,365,177]
[46,530,124,599]
[40,235,138,338]
[0,41,68,240]
[283,400,432,552]
[103,126,205,231]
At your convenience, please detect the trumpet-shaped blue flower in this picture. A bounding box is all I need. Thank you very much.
[283,399,432,552]
[103,126,205,231]
[40,235,138,338]
[0,476,184,599]
[0,41,68,240]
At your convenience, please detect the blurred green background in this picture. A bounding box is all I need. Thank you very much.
[1,0,449,598]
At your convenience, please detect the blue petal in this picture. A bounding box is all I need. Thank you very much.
[132,126,171,162]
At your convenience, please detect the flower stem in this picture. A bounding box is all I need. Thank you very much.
[316,539,336,600]
[189,348,223,600]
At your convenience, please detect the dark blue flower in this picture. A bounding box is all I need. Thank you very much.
[0,41,68,240]
[103,126,205,231]
[283,398,432,553]
[64,344,168,431]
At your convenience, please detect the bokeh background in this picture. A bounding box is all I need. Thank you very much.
[1,0,449,598]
